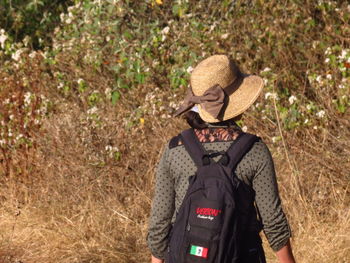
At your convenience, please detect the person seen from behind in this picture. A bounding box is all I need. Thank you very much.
[147,55,296,263]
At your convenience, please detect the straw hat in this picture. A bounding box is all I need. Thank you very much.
[175,55,264,123]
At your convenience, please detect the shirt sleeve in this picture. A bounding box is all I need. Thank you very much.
[249,141,292,251]
[147,144,175,259]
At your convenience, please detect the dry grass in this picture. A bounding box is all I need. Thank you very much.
[247,111,350,263]
[0,91,349,263]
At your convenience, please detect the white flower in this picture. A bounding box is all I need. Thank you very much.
[272,136,279,143]
[265,92,278,100]
[265,92,272,99]
[0,29,8,49]
[221,33,229,39]
[87,106,98,115]
[186,66,193,73]
[0,139,6,146]
[24,92,32,106]
[316,110,326,118]
[261,67,271,73]
[105,87,112,97]
[325,47,331,55]
[105,145,119,157]
[66,18,72,24]
[60,13,65,22]
[106,36,111,42]
[11,49,24,61]
[326,74,332,80]
[313,126,318,130]
[242,126,248,132]
[288,95,297,105]
[306,104,312,111]
[324,58,330,63]
[304,119,309,124]
[316,75,322,83]
[161,26,170,35]
[77,78,84,85]
[338,84,345,89]
[169,101,178,109]
[339,49,347,60]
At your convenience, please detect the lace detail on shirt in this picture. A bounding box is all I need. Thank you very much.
[194,127,241,142]
[176,127,241,146]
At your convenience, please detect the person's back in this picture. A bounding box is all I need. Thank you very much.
[147,55,296,263]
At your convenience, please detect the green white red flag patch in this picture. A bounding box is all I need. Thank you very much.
[190,245,208,258]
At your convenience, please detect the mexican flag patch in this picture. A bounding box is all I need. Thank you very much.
[190,245,208,258]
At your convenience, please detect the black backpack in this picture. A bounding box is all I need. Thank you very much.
[166,128,259,263]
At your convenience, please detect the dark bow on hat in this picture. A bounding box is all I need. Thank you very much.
[174,84,226,119]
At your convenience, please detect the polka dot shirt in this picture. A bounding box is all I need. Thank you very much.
[147,126,291,259]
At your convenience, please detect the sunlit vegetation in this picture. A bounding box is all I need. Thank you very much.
[0,1,349,262]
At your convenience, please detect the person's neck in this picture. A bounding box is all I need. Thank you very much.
[207,119,240,128]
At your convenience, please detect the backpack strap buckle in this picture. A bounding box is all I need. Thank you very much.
[219,153,230,166]
[202,155,211,166]
[202,151,229,166]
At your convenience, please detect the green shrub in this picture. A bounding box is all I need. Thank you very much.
[48,0,349,130]
[0,0,73,49]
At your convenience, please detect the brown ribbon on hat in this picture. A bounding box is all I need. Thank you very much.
[174,84,226,119]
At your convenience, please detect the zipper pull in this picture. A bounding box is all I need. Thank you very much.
[187,223,191,231]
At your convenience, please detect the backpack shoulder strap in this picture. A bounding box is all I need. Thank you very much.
[224,133,260,170]
[180,128,209,167]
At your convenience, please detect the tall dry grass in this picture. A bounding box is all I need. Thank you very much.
[0,85,349,263]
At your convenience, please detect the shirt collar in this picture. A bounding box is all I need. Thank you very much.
[207,120,242,130]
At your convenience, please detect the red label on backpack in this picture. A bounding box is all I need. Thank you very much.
[196,207,222,221]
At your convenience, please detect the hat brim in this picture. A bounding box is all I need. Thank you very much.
[198,75,264,123]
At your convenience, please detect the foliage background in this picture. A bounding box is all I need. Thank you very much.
[0,0,349,262]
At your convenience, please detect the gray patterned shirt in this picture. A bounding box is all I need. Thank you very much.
[147,125,291,259]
